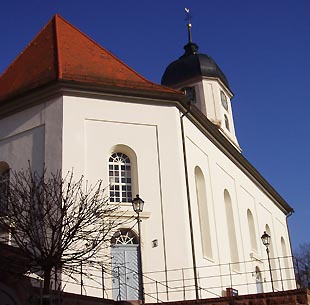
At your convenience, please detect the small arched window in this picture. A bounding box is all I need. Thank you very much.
[0,162,10,216]
[224,115,230,131]
[109,153,132,203]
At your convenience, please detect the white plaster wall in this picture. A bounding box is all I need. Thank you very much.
[60,93,294,298]
[183,115,295,295]
[0,92,294,299]
[0,97,63,172]
[61,95,194,298]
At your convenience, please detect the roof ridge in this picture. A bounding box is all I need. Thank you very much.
[0,14,181,102]
[53,14,177,93]
[54,14,62,79]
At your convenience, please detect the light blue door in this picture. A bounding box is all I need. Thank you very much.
[111,229,140,301]
[255,267,264,293]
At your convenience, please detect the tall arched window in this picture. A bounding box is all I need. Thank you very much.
[224,189,239,269]
[247,209,258,252]
[109,153,132,203]
[265,225,278,290]
[0,162,10,216]
[281,237,292,289]
[195,166,212,259]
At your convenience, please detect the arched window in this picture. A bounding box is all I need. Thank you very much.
[265,225,278,290]
[224,115,230,131]
[281,237,292,289]
[0,162,10,216]
[247,209,258,252]
[109,153,132,203]
[111,228,139,245]
[224,189,239,269]
[195,166,212,259]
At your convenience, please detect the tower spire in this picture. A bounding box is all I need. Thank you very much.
[185,8,192,43]
[183,8,198,56]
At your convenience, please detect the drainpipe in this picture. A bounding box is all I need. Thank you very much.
[180,107,199,300]
[285,210,295,287]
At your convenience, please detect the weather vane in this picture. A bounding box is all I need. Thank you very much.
[184,7,192,43]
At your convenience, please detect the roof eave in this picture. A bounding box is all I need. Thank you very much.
[186,105,294,215]
[0,81,292,215]
[59,79,185,101]
[0,80,187,119]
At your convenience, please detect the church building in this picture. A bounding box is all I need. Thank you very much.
[0,15,295,302]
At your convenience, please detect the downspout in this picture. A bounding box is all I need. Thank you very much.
[286,210,294,254]
[180,106,199,300]
[285,210,295,286]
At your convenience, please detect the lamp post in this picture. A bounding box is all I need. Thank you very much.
[261,231,274,292]
[132,194,145,303]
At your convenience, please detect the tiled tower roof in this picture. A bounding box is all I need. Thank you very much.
[0,14,179,102]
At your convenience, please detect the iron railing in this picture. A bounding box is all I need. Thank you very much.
[1,251,308,303]
[45,255,302,302]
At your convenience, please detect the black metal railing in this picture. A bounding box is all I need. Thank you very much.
[2,253,308,303]
[42,255,300,302]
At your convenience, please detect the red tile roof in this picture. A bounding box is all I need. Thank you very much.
[0,14,180,102]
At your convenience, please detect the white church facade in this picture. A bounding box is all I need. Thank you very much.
[0,15,295,302]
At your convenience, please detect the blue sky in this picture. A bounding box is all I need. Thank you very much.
[1,1,309,251]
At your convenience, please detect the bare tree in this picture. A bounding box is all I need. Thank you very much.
[294,243,310,288]
[0,166,127,295]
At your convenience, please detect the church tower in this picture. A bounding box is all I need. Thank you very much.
[161,12,240,151]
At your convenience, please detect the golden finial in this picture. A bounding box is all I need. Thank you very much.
[185,8,192,43]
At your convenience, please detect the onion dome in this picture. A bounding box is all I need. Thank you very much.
[161,41,230,89]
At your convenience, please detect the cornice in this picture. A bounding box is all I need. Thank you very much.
[185,105,293,215]
[0,81,293,215]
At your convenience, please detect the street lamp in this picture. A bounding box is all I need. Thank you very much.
[261,231,274,292]
[132,194,145,303]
